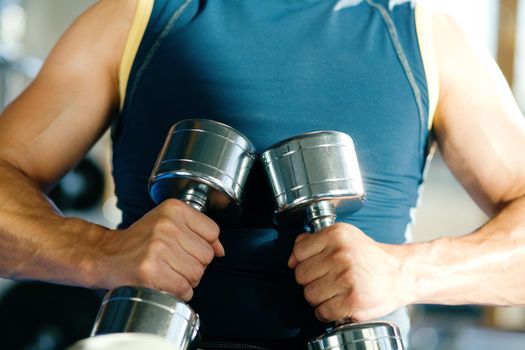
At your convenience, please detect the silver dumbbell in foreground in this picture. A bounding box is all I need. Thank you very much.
[89,119,256,349]
[66,333,182,350]
[261,131,404,350]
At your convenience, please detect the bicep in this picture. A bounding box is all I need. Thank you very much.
[0,0,137,188]
[432,13,525,216]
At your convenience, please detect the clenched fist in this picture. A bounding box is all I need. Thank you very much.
[94,199,223,301]
[288,223,408,323]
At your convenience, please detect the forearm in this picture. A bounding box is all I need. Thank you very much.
[399,195,525,306]
[0,160,108,287]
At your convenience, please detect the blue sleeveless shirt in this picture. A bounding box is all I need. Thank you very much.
[113,0,433,343]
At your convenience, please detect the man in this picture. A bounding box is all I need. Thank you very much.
[0,0,524,349]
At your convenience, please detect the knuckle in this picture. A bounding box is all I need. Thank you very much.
[189,279,199,288]
[168,276,194,301]
[152,217,175,235]
[146,239,166,256]
[295,233,308,243]
[332,250,351,265]
[203,247,214,265]
[205,222,220,241]
[292,249,304,264]
[327,225,347,243]
[209,220,220,236]
[316,305,331,322]
[338,270,355,287]
[180,282,194,301]
[294,267,305,285]
[192,263,205,281]
[162,198,183,209]
[183,262,205,288]
[303,285,318,306]
[137,260,156,281]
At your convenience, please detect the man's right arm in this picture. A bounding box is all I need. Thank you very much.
[0,0,223,299]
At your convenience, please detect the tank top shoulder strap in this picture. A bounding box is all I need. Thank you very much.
[118,0,199,111]
[119,0,153,109]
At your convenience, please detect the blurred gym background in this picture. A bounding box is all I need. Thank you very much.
[0,0,523,349]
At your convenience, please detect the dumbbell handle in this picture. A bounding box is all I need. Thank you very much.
[305,201,337,233]
[178,184,210,212]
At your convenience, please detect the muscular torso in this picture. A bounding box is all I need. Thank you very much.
[114,0,430,341]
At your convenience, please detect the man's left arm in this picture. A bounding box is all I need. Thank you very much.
[397,12,525,309]
[288,12,525,322]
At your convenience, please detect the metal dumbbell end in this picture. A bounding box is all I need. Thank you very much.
[307,322,404,350]
[262,131,404,350]
[261,131,365,231]
[91,119,256,349]
[66,333,182,350]
[149,119,257,216]
[91,287,200,349]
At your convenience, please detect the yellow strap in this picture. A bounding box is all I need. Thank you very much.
[415,4,440,130]
[119,0,154,110]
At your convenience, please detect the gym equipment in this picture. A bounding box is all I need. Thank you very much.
[261,131,404,350]
[149,119,257,218]
[91,287,201,349]
[307,321,404,350]
[65,333,180,350]
[49,157,105,211]
[91,119,256,349]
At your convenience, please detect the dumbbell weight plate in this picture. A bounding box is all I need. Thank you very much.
[91,287,200,350]
[66,333,182,350]
[149,119,256,217]
[307,322,404,350]
[261,131,365,228]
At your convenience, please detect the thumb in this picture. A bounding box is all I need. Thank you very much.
[211,240,225,257]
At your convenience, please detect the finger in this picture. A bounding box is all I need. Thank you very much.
[296,233,309,243]
[294,250,331,286]
[303,272,341,307]
[211,240,225,257]
[288,233,309,267]
[155,261,194,301]
[168,228,217,265]
[163,243,206,288]
[182,204,221,244]
[152,220,218,264]
[315,294,352,323]
[289,232,327,268]
[162,199,221,244]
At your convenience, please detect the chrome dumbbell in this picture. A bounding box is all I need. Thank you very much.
[261,131,404,350]
[90,119,256,350]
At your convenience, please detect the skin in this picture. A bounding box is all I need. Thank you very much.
[0,0,224,301]
[289,13,525,322]
[0,0,524,323]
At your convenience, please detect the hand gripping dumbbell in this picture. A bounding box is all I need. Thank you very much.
[261,131,405,350]
[88,119,256,349]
